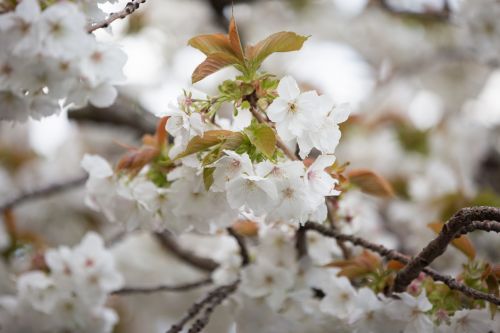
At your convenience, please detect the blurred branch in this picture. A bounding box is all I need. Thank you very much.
[154,231,220,272]
[87,0,148,33]
[370,0,451,22]
[227,227,250,266]
[166,280,239,333]
[302,219,500,306]
[0,175,88,213]
[393,206,500,293]
[112,278,212,295]
[69,96,157,134]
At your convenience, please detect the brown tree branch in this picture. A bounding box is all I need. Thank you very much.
[370,0,451,22]
[0,175,88,213]
[227,227,250,266]
[166,280,239,333]
[112,278,212,295]
[87,0,148,33]
[302,220,500,306]
[69,96,157,134]
[392,206,500,293]
[154,231,219,272]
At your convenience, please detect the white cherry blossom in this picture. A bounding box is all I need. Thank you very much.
[212,150,254,191]
[267,75,323,141]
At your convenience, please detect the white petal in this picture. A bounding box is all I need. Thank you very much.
[332,103,351,124]
[89,84,117,108]
[277,75,300,100]
[266,98,289,123]
[81,154,113,178]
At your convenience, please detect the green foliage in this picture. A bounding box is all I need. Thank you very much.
[203,167,215,191]
[147,167,169,188]
[396,124,429,155]
[244,121,277,159]
[175,130,244,159]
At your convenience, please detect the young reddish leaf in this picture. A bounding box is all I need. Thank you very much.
[155,116,169,147]
[348,169,395,197]
[192,52,241,83]
[228,16,245,61]
[176,130,243,159]
[387,260,406,271]
[188,34,234,56]
[116,146,160,176]
[246,32,308,68]
[231,220,259,237]
[428,222,476,260]
[325,250,381,278]
[244,123,276,159]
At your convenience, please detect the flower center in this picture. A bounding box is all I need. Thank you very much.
[282,187,294,199]
[288,102,297,113]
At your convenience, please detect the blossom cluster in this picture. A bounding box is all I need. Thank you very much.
[214,228,499,333]
[268,76,350,158]
[78,68,500,331]
[0,0,126,122]
[82,76,345,234]
[0,232,123,333]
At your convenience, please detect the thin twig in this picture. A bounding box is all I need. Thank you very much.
[393,206,500,293]
[371,0,451,22]
[113,278,212,295]
[0,175,88,213]
[326,200,351,259]
[154,231,219,272]
[227,227,250,266]
[69,96,157,134]
[302,221,500,306]
[166,280,239,333]
[296,225,308,258]
[87,0,147,33]
[186,281,238,333]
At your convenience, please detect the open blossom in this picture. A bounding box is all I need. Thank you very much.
[212,150,254,191]
[267,75,322,142]
[386,291,433,333]
[319,274,358,320]
[267,75,350,158]
[0,0,41,55]
[2,232,123,333]
[39,2,90,58]
[268,176,313,224]
[349,288,389,333]
[298,102,350,158]
[442,309,495,333]
[164,105,205,140]
[17,271,59,314]
[240,260,295,310]
[305,154,340,207]
[0,0,126,122]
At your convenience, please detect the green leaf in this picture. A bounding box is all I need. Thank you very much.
[203,167,215,191]
[192,52,242,83]
[246,32,309,69]
[396,124,429,155]
[244,122,276,159]
[176,130,243,159]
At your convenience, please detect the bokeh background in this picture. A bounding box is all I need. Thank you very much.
[1,0,499,331]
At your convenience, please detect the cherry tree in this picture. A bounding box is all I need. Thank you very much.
[0,1,499,333]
